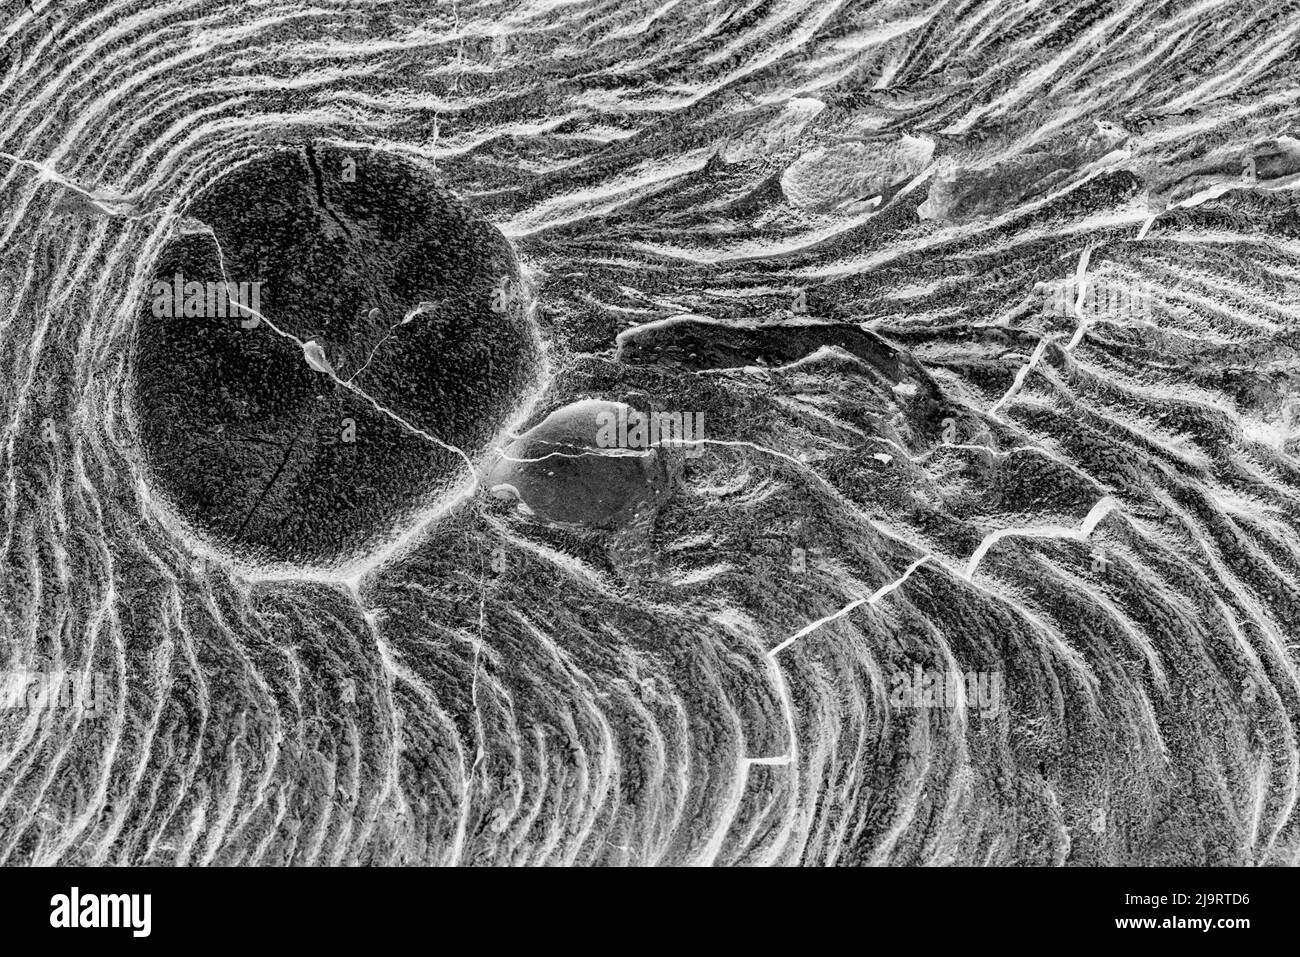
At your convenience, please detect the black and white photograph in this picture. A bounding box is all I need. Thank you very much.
[0,0,1293,937]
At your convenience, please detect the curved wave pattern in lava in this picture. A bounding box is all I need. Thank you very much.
[1,0,1298,866]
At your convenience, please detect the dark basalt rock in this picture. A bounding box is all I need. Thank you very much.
[614,315,946,430]
[132,143,539,567]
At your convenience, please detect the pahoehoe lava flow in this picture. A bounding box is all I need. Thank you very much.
[0,0,1298,870]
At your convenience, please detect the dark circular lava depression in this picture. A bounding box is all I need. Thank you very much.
[132,143,539,568]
